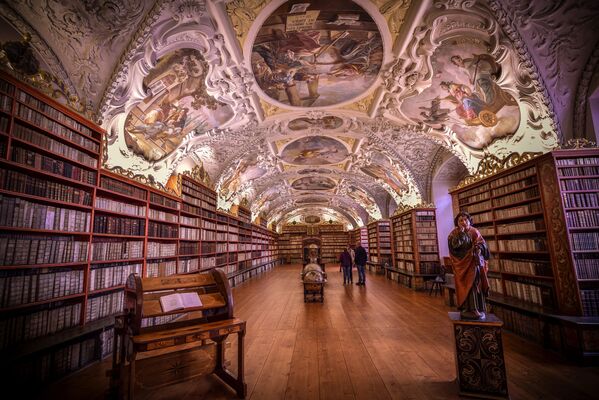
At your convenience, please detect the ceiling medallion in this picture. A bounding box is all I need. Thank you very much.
[250,0,384,108]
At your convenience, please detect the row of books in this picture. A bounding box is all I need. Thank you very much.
[99,175,146,201]
[495,201,542,220]
[146,260,177,277]
[488,276,504,295]
[93,215,145,236]
[148,221,178,238]
[0,269,84,307]
[89,262,142,291]
[580,290,599,316]
[85,291,124,322]
[570,232,599,251]
[182,193,215,210]
[11,145,97,185]
[149,208,178,222]
[147,242,177,258]
[178,258,199,274]
[179,226,200,240]
[180,215,200,227]
[496,219,545,234]
[489,167,537,189]
[499,258,553,276]
[492,306,542,342]
[495,238,548,252]
[557,166,599,176]
[0,93,12,112]
[562,192,599,208]
[574,255,599,279]
[565,210,598,228]
[150,192,179,210]
[0,195,91,232]
[556,156,599,166]
[95,197,145,217]
[559,178,599,191]
[491,176,537,197]
[181,180,216,203]
[0,302,81,350]
[16,104,99,153]
[504,280,551,306]
[17,89,94,137]
[0,235,88,266]
[493,187,539,208]
[91,240,143,262]
[1,167,94,207]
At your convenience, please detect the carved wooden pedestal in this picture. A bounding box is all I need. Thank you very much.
[449,312,509,399]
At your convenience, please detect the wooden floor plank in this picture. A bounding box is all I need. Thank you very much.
[38,265,599,400]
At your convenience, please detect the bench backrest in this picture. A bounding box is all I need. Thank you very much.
[124,269,234,335]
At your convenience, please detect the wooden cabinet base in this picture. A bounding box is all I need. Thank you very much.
[449,312,509,399]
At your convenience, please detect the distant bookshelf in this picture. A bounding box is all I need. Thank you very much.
[450,149,599,362]
[367,220,391,273]
[320,224,347,263]
[389,208,441,289]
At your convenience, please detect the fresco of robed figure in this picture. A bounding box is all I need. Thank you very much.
[124,49,234,161]
[292,176,337,190]
[401,42,520,150]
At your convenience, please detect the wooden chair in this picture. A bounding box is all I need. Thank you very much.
[110,269,247,399]
[428,266,446,296]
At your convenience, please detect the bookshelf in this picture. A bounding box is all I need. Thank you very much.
[450,149,599,362]
[320,224,347,263]
[279,224,307,263]
[0,71,110,388]
[366,220,391,273]
[0,72,280,390]
[388,208,441,290]
[348,227,369,252]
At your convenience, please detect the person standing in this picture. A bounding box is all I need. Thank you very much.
[339,246,353,285]
[448,211,490,320]
[354,244,368,285]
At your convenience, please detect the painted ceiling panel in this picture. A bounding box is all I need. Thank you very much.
[1,0,592,228]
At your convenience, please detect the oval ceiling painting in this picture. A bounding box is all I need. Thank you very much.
[288,116,343,131]
[305,215,321,224]
[296,195,329,204]
[292,176,336,190]
[280,136,349,165]
[251,0,383,108]
[124,49,234,161]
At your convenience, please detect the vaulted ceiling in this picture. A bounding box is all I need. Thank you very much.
[1,0,598,229]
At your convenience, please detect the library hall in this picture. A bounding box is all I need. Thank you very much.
[0,0,599,399]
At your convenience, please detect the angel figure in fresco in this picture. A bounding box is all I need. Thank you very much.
[419,96,451,125]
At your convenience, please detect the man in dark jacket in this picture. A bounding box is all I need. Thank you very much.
[339,246,353,285]
[354,245,368,285]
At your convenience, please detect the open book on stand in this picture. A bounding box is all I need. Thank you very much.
[159,292,203,312]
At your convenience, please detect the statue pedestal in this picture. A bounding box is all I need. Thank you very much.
[449,312,509,399]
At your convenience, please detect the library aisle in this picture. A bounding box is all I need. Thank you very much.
[42,266,599,400]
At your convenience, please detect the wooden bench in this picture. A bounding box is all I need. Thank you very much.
[110,269,247,399]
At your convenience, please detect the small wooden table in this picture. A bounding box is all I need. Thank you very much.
[449,312,509,399]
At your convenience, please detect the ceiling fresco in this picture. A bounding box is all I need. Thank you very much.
[1,0,597,229]
[251,0,384,108]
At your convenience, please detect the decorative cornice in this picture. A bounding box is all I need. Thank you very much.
[104,165,178,196]
[182,164,213,188]
[560,138,598,150]
[392,202,435,216]
[373,0,413,37]
[453,151,543,190]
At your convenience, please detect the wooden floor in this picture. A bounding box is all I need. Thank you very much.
[40,265,599,400]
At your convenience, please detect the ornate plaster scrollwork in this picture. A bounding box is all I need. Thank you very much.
[225,0,268,46]
[373,0,413,36]
[379,0,558,175]
[100,4,260,189]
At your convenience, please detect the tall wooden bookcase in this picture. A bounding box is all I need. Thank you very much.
[348,227,369,252]
[320,223,348,263]
[366,220,391,273]
[0,72,280,390]
[450,149,599,362]
[389,208,441,289]
[0,72,108,387]
[279,224,307,263]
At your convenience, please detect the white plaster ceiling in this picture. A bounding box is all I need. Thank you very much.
[2,0,595,228]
